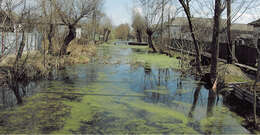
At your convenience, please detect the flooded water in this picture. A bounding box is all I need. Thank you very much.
[0,45,251,134]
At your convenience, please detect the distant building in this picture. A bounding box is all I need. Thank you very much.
[249,18,260,48]
[168,17,254,44]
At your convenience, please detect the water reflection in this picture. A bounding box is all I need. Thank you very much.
[0,82,44,108]
[189,83,202,118]
[207,89,217,117]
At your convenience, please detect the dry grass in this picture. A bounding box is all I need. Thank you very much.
[65,42,96,65]
[0,42,97,81]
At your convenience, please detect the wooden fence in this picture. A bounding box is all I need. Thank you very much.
[0,32,42,56]
[171,39,258,67]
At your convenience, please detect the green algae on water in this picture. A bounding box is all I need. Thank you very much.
[131,53,180,69]
[144,89,170,94]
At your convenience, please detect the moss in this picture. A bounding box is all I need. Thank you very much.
[102,44,148,49]
[131,53,180,69]
[175,89,191,95]
[144,89,169,94]
[224,75,249,83]
[0,93,70,134]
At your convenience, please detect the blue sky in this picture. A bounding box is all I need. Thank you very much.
[104,0,134,26]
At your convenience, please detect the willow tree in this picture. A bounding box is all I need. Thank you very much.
[53,0,101,56]
[138,0,167,52]
[132,10,145,43]
[101,15,112,42]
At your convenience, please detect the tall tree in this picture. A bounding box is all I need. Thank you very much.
[132,10,145,42]
[210,0,225,80]
[178,0,202,74]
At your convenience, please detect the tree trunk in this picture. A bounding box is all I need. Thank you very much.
[253,38,260,127]
[60,25,76,56]
[92,9,97,43]
[161,0,165,46]
[16,31,25,60]
[136,29,142,42]
[226,0,234,64]
[210,0,222,80]
[187,17,202,74]
[105,30,111,42]
[103,28,108,42]
[179,0,202,74]
[253,57,260,127]
[13,85,23,104]
[147,29,157,52]
[48,24,54,55]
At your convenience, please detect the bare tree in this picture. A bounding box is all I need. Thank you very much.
[3,0,34,104]
[53,0,99,56]
[138,0,164,52]
[210,0,225,80]
[40,0,56,55]
[101,15,112,42]
[178,0,202,74]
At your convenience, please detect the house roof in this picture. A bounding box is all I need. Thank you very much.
[249,19,260,27]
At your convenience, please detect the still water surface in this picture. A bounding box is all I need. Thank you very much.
[0,45,250,134]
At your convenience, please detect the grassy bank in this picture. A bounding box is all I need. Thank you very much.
[157,48,252,83]
[0,43,96,84]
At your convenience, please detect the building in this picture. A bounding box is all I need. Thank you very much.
[168,17,254,44]
[249,19,260,37]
